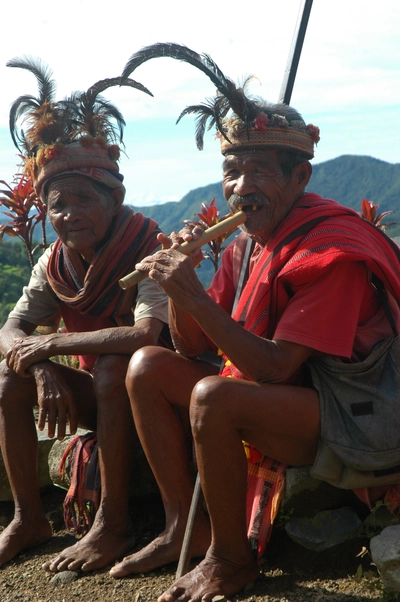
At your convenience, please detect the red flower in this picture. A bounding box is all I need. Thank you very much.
[361,198,378,223]
[306,124,320,143]
[254,112,269,131]
[0,173,48,267]
[185,198,238,273]
[360,198,395,232]
[196,197,220,228]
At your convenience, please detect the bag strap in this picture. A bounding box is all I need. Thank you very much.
[232,236,255,314]
[372,274,399,337]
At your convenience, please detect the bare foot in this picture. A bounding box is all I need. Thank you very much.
[110,516,211,578]
[42,513,135,573]
[158,551,260,602]
[0,515,52,567]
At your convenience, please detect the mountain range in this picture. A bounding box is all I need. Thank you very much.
[129,155,400,285]
[2,154,397,287]
[131,155,400,233]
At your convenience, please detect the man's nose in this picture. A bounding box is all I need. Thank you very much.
[233,174,256,196]
[63,206,80,221]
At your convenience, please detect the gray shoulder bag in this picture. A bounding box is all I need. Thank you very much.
[308,277,400,489]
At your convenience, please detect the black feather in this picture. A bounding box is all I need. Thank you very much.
[122,42,237,101]
[121,43,260,148]
[7,56,57,152]
[7,56,56,104]
[85,76,153,101]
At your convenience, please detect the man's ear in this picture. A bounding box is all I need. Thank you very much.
[110,187,125,214]
[295,161,312,188]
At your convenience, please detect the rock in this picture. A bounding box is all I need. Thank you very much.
[48,432,158,498]
[46,506,65,531]
[47,430,92,490]
[363,504,400,533]
[370,525,400,592]
[50,570,80,585]
[285,506,363,551]
[282,466,367,518]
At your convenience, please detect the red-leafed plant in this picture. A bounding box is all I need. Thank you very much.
[360,198,395,232]
[185,198,239,272]
[0,172,48,267]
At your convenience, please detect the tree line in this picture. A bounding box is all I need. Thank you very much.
[0,240,33,327]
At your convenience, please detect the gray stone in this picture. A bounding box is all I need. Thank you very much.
[370,525,400,592]
[47,430,92,490]
[48,432,158,498]
[46,506,65,531]
[285,506,363,551]
[363,504,400,533]
[282,466,365,518]
[283,466,321,502]
[50,570,80,585]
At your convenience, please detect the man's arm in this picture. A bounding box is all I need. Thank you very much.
[135,248,313,383]
[0,318,79,439]
[0,318,37,356]
[6,317,165,377]
[168,301,214,358]
[170,287,313,383]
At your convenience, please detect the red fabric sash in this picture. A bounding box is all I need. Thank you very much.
[46,205,162,371]
[221,193,400,380]
[47,205,161,325]
[221,193,400,558]
[59,432,100,535]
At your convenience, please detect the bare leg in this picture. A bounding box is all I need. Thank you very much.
[0,360,94,567]
[110,347,218,578]
[159,376,320,602]
[44,354,136,572]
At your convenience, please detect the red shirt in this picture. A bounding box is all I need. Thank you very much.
[208,240,399,362]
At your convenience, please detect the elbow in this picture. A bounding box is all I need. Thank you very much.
[249,340,309,384]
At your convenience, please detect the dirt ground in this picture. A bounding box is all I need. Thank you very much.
[0,485,386,602]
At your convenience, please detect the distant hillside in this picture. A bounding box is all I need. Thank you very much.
[131,155,400,285]
[132,181,226,235]
[132,155,400,236]
[310,155,400,224]
[2,154,399,289]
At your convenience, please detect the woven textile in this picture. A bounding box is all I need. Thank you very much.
[59,432,100,535]
[47,205,161,325]
[220,193,400,555]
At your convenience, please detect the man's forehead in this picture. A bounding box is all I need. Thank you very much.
[222,148,279,168]
[47,174,96,194]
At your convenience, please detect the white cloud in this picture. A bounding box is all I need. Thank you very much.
[0,0,399,205]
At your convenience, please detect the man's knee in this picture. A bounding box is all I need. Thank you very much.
[93,354,130,395]
[126,346,180,386]
[190,376,229,432]
[0,359,36,406]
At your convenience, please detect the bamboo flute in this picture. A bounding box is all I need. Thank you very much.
[119,210,246,290]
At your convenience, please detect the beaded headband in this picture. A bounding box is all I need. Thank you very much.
[219,113,320,158]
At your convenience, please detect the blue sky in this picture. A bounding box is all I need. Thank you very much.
[1,0,399,206]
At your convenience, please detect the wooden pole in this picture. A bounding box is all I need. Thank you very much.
[278,0,314,104]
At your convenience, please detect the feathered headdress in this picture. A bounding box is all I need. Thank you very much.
[121,42,319,157]
[7,56,153,195]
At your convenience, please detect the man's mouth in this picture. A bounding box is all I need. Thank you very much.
[238,203,260,212]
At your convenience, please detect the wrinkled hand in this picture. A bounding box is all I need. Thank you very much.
[6,333,57,377]
[135,248,207,313]
[178,220,207,244]
[30,362,78,440]
[157,222,205,266]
